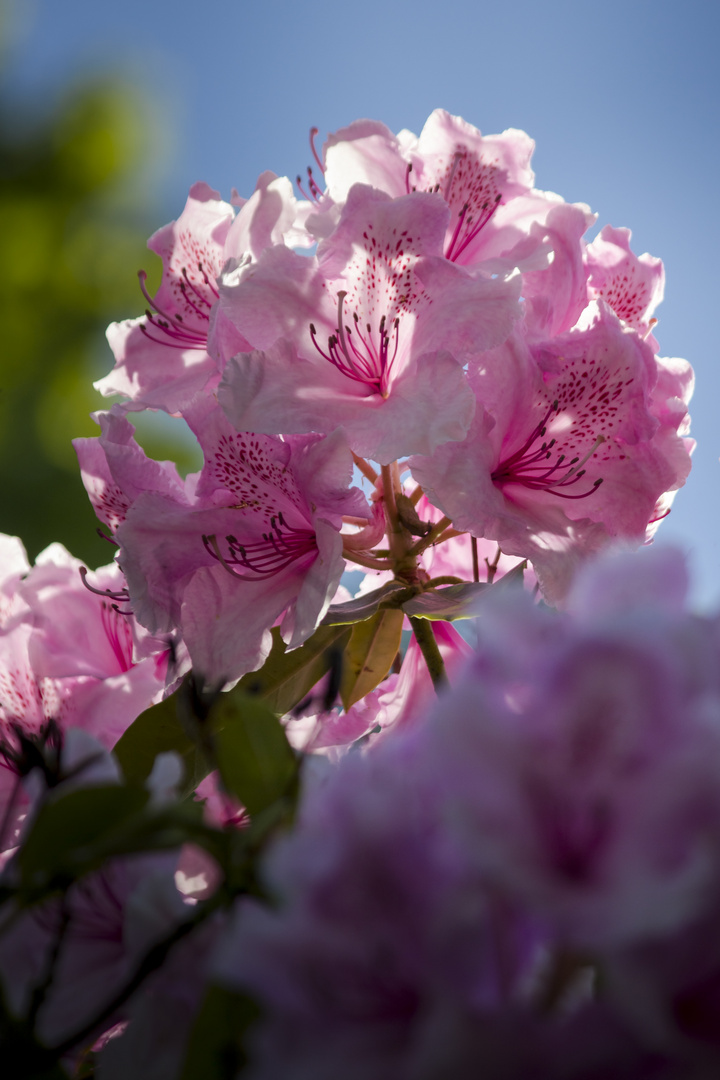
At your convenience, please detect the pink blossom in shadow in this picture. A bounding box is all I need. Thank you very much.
[0,538,175,769]
[213,734,547,1080]
[420,547,720,949]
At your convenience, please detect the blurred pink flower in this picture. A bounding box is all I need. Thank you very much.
[421,547,720,947]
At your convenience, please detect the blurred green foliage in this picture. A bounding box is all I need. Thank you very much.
[0,60,194,566]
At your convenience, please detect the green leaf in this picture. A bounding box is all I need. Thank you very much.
[402,563,528,620]
[236,624,351,713]
[113,688,210,795]
[340,608,404,709]
[87,800,223,866]
[321,582,407,625]
[17,785,149,894]
[402,582,489,620]
[210,692,297,817]
[115,623,354,797]
[180,984,260,1080]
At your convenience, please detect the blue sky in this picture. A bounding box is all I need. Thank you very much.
[4,0,720,602]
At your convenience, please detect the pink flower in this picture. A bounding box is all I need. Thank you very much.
[0,537,174,853]
[585,225,665,338]
[315,110,536,264]
[305,111,595,336]
[214,737,545,1080]
[74,408,191,536]
[97,175,304,414]
[80,404,369,685]
[0,850,187,1048]
[421,547,720,948]
[98,183,237,414]
[401,109,536,265]
[217,183,520,463]
[410,303,691,601]
[0,538,173,753]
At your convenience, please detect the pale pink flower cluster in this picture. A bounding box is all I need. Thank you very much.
[74,108,691,699]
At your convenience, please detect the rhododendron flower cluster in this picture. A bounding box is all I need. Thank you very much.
[0,110,707,1078]
[78,107,692,689]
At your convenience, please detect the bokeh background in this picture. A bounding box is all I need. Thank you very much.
[2,0,718,601]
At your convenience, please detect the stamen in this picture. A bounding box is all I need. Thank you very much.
[445,192,501,261]
[296,175,312,202]
[643,317,658,341]
[79,566,130,603]
[309,126,325,175]
[179,268,214,318]
[445,203,469,263]
[137,270,209,350]
[298,124,325,202]
[647,506,671,525]
[182,265,218,306]
[310,292,401,396]
[307,166,323,199]
[203,515,317,582]
[96,527,119,547]
[492,405,606,501]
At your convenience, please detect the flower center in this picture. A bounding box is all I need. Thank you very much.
[406,148,503,262]
[138,260,218,351]
[492,401,605,500]
[203,513,318,581]
[310,291,400,397]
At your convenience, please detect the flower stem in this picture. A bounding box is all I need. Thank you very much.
[409,515,452,557]
[381,464,400,532]
[432,527,463,546]
[485,545,502,584]
[352,451,378,483]
[343,550,394,571]
[409,617,446,690]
